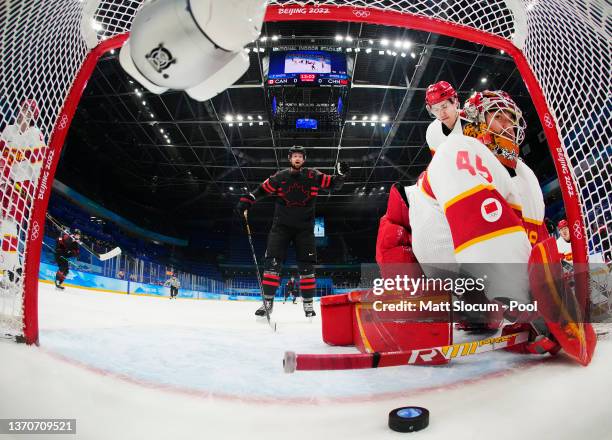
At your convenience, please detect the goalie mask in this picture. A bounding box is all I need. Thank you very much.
[461,90,526,169]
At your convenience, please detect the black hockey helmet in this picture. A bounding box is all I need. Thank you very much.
[288,145,306,160]
[73,228,81,236]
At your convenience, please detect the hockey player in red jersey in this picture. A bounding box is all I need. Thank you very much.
[424,81,463,156]
[54,229,81,289]
[236,146,349,318]
[0,99,46,281]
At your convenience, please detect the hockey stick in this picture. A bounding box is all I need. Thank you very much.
[243,211,276,332]
[45,214,121,261]
[283,331,530,373]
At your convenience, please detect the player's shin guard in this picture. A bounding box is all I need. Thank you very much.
[299,274,316,298]
[300,274,316,317]
[262,271,280,300]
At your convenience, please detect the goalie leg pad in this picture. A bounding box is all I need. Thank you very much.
[528,237,596,365]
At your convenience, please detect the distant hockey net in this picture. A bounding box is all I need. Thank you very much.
[0,0,609,343]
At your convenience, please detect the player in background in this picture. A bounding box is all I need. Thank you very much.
[375,82,463,280]
[283,276,297,303]
[0,99,46,284]
[165,274,180,299]
[425,81,463,156]
[236,146,349,318]
[556,219,573,265]
[54,228,81,289]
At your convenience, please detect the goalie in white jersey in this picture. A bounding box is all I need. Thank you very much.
[377,91,597,362]
[408,90,548,305]
[0,99,46,277]
[424,81,464,156]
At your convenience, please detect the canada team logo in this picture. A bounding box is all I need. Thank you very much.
[145,44,176,78]
[481,198,502,222]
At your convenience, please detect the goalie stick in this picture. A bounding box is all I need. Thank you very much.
[283,331,530,373]
[46,214,122,261]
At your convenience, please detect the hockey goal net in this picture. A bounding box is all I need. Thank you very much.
[0,0,609,343]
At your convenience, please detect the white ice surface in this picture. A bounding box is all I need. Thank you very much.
[0,282,611,440]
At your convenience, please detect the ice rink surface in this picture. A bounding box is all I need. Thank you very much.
[1,283,611,439]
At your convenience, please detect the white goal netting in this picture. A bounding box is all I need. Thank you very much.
[0,0,609,342]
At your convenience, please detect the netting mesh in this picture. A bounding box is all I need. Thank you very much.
[0,0,609,339]
[520,0,611,261]
[0,0,88,335]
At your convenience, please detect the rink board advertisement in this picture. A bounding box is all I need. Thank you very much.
[39,262,127,293]
[38,263,260,300]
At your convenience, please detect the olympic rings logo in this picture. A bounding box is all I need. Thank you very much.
[57,114,68,130]
[572,221,583,240]
[31,221,40,241]
[353,9,371,18]
[543,113,554,129]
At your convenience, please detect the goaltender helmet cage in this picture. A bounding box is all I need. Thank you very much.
[288,145,306,160]
[461,90,526,146]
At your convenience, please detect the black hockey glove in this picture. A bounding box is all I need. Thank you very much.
[337,161,350,176]
[235,194,255,218]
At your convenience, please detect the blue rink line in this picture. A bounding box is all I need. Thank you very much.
[41,326,539,401]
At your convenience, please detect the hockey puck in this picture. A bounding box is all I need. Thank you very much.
[388,407,429,433]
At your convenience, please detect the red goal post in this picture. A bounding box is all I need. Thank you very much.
[0,0,607,344]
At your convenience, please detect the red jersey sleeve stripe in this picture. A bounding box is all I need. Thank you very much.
[262,180,275,193]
